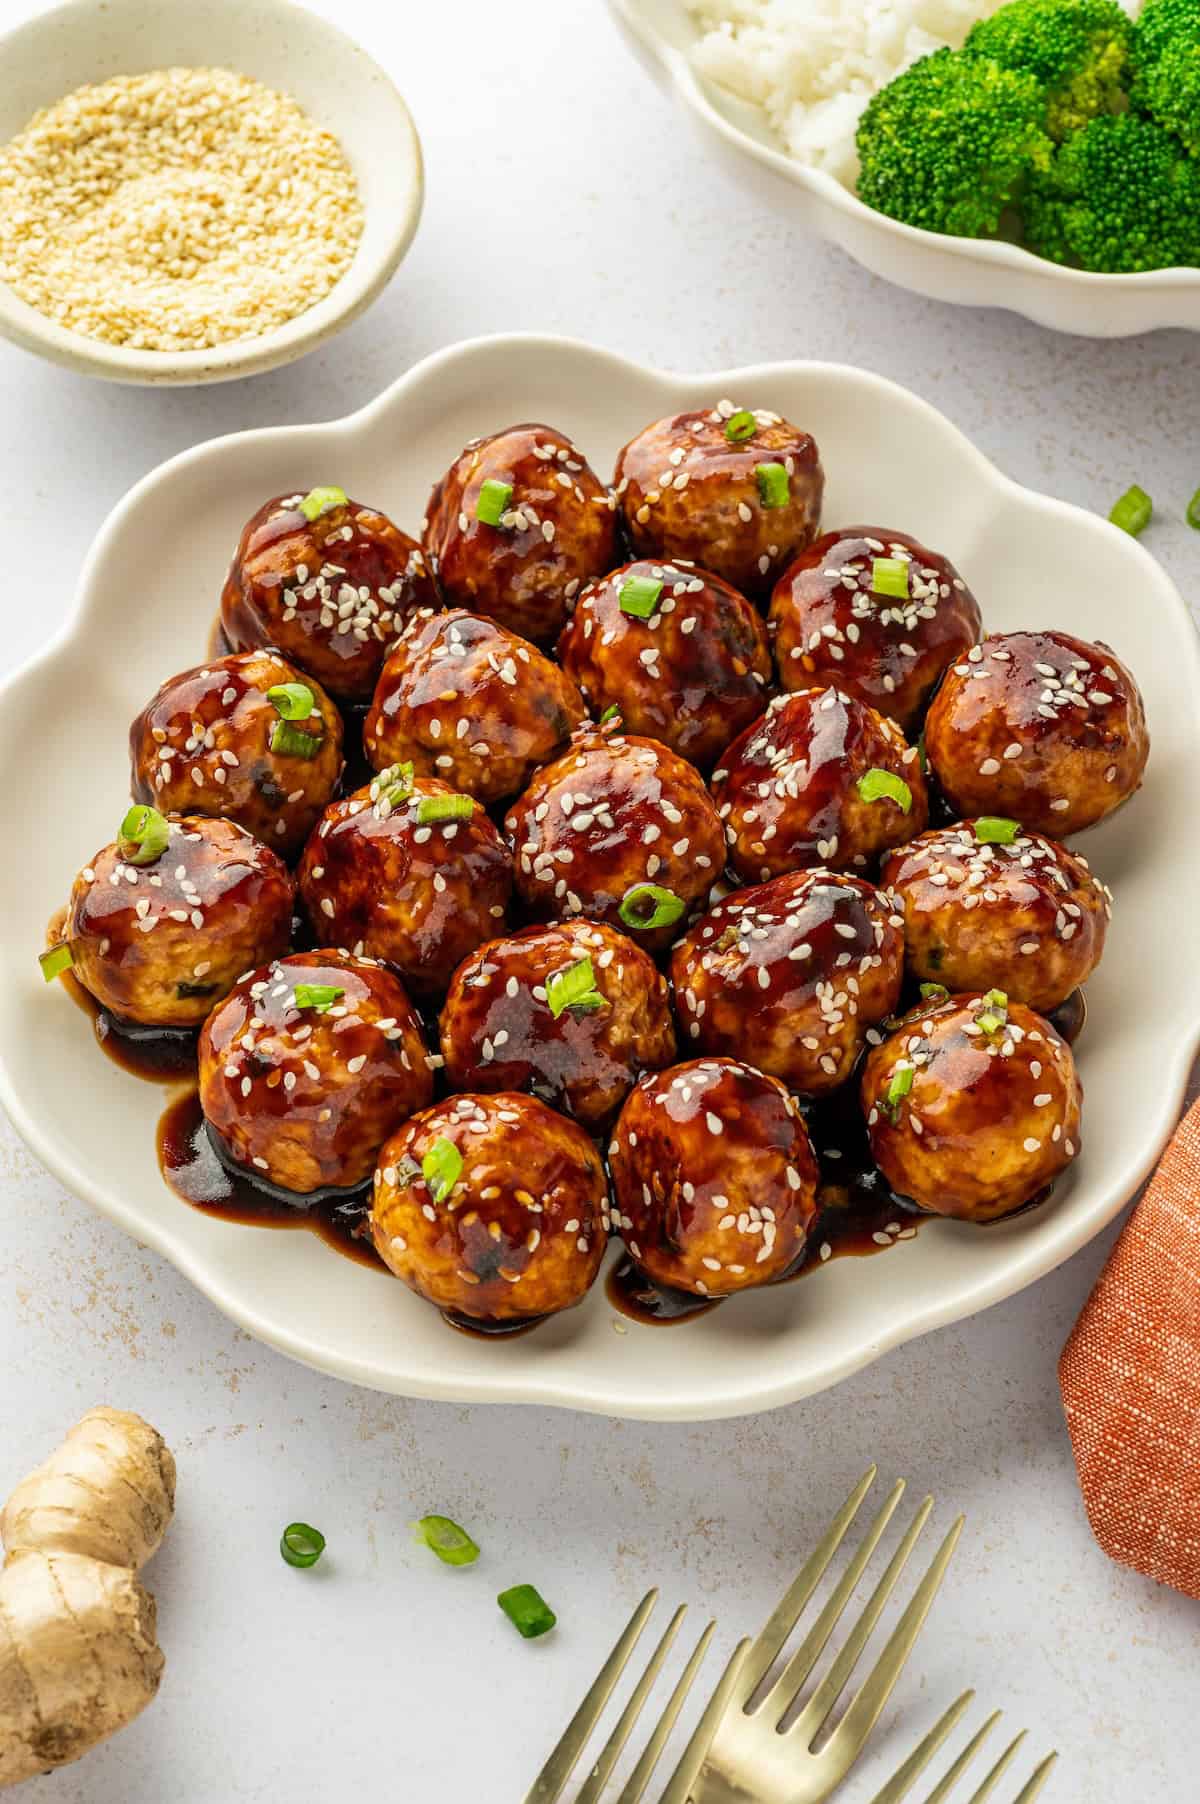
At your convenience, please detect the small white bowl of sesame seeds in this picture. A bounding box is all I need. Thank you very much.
[0,0,423,384]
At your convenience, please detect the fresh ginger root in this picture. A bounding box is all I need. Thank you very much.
[0,1408,175,1787]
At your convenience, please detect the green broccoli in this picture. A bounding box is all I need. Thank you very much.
[1023,113,1200,271]
[1132,0,1200,154]
[1134,0,1199,66]
[965,0,1134,141]
[856,48,1054,240]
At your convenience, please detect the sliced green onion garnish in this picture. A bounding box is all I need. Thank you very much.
[267,682,315,720]
[416,794,475,825]
[546,956,605,1019]
[975,1012,1003,1034]
[983,988,1008,1013]
[118,804,170,866]
[857,768,912,812]
[1188,488,1200,532]
[1109,485,1152,537]
[39,943,73,982]
[280,1522,325,1568]
[599,703,622,725]
[294,983,343,1012]
[618,883,686,933]
[974,817,1019,845]
[871,556,910,600]
[298,486,347,522]
[919,982,948,1002]
[476,479,513,527]
[497,1583,557,1640]
[414,1515,480,1567]
[378,761,415,807]
[422,1137,462,1204]
[724,409,757,443]
[619,575,663,619]
[755,462,789,510]
[271,721,324,760]
[884,1064,914,1118]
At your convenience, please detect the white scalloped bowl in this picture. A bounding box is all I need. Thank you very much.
[607,0,1200,339]
[1,335,1197,1420]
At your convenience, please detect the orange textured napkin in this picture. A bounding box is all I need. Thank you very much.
[1059,1095,1200,1598]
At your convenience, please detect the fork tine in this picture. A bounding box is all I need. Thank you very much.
[865,1692,977,1804]
[962,1731,1028,1804]
[523,1589,659,1804]
[613,1621,716,1804]
[1011,1752,1058,1803]
[658,1637,753,1804]
[575,1605,688,1804]
[920,1714,1003,1804]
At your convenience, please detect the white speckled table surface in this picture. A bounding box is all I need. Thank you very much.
[0,2,1198,1799]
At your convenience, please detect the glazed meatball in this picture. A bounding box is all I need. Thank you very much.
[670,871,904,1094]
[220,487,438,704]
[609,1058,819,1297]
[923,631,1149,836]
[440,920,677,1130]
[363,608,586,804]
[861,993,1082,1223]
[59,813,292,1028]
[712,689,928,883]
[297,771,511,997]
[557,559,773,769]
[505,724,725,952]
[198,951,432,1195]
[371,1093,607,1324]
[882,821,1112,1012]
[424,424,617,645]
[129,650,343,858]
[769,527,982,731]
[613,400,823,597]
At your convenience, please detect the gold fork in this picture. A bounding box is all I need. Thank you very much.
[868,1690,1058,1803]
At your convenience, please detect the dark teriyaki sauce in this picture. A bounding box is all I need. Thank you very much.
[63,970,198,1083]
[606,1257,718,1326]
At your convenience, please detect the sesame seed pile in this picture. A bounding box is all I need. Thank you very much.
[0,68,363,351]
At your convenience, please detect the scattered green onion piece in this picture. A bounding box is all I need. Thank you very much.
[599,704,622,725]
[618,883,686,933]
[975,1012,1003,1035]
[294,983,343,1013]
[271,720,324,760]
[983,988,1009,1014]
[39,943,73,983]
[414,1515,480,1567]
[974,817,1019,846]
[422,1137,463,1205]
[884,1064,914,1118]
[856,768,912,812]
[755,462,789,510]
[298,486,347,522]
[1188,488,1200,532]
[497,1583,557,1640]
[546,956,605,1019]
[1109,485,1152,537]
[724,409,757,444]
[118,803,170,866]
[871,556,911,600]
[379,762,415,807]
[280,1522,325,1568]
[619,575,663,620]
[267,682,315,720]
[919,982,948,1003]
[476,479,513,527]
[416,794,475,825]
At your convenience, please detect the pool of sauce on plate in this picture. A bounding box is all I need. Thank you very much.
[62,969,199,1082]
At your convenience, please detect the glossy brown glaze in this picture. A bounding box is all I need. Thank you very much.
[882,822,1112,1012]
[670,870,905,1094]
[220,490,438,703]
[199,949,433,1194]
[129,649,344,858]
[297,772,512,997]
[371,1092,608,1323]
[424,424,617,645]
[605,1257,718,1325]
[923,631,1150,837]
[60,966,199,1081]
[769,527,982,731]
[60,815,293,1029]
[505,724,725,952]
[861,994,1082,1222]
[363,608,586,804]
[557,559,772,769]
[711,688,928,883]
[608,1057,819,1297]
[614,403,824,598]
[440,919,677,1131]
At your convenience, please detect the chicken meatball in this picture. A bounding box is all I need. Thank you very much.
[363,608,586,804]
[371,1093,607,1324]
[505,724,725,952]
[882,821,1112,1012]
[861,992,1082,1223]
[129,650,343,858]
[769,527,982,731]
[609,1058,819,1297]
[59,811,292,1028]
[613,400,823,597]
[424,424,617,645]
[712,689,928,883]
[670,871,905,1094]
[440,920,677,1131]
[556,559,773,769]
[297,770,511,997]
[220,486,438,704]
[198,950,432,1195]
[923,631,1149,836]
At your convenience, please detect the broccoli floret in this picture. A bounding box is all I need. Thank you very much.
[1023,113,1200,271]
[1132,0,1200,153]
[965,0,1134,141]
[1135,0,1199,66]
[856,49,1054,240]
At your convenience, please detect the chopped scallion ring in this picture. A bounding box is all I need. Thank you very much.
[856,768,912,812]
[619,576,663,619]
[497,1583,557,1640]
[293,984,343,1013]
[983,988,1009,1013]
[416,795,475,825]
[975,1012,1004,1034]
[271,720,324,760]
[724,409,757,444]
[414,1515,480,1567]
[974,817,1019,845]
[39,943,74,983]
[280,1522,325,1568]
[871,556,911,600]
[918,982,948,1003]
[378,762,415,807]
[546,956,605,1019]
[118,803,170,866]
[599,703,622,725]
[884,1064,914,1117]
[476,479,513,527]
[298,486,347,522]
[1109,485,1152,537]
[1188,488,1200,532]
[267,682,315,720]
[618,883,685,933]
[422,1137,462,1205]
[755,462,789,509]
